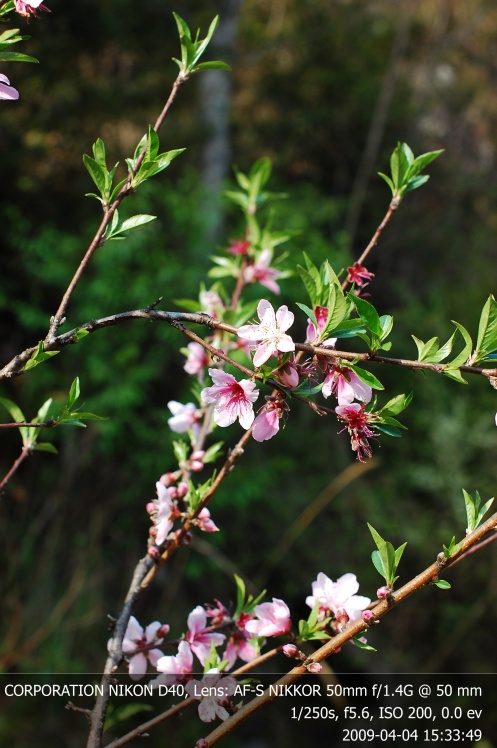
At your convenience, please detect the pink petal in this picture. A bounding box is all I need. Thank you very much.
[275,305,294,331]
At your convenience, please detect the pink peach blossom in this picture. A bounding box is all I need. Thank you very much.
[186,606,226,666]
[244,598,291,637]
[243,249,282,295]
[201,369,259,429]
[237,299,295,368]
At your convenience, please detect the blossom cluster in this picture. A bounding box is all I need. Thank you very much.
[171,295,383,459]
[115,573,369,723]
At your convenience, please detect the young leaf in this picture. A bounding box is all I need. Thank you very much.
[433,579,451,590]
[348,364,384,391]
[350,294,382,337]
[24,341,60,372]
[296,302,317,330]
[472,295,497,364]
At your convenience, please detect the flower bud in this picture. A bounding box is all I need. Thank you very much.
[307,661,322,674]
[362,610,374,623]
[177,482,188,498]
[148,546,160,559]
[145,502,155,515]
[156,624,170,639]
[282,643,300,659]
[377,585,391,599]
[196,740,209,748]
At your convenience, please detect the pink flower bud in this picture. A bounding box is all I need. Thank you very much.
[362,610,374,623]
[377,585,391,599]
[307,661,322,674]
[156,624,171,639]
[145,502,155,515]
[167,486,178,499]
[177,482,188,498]
[282,643,300,659]
[196,740,209,748]
[148,546,160,558]
[160,473,175,486]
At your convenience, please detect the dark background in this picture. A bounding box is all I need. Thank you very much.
[1,1,497,745]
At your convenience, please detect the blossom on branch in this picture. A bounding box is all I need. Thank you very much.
[0,75,19,101]
[346,262,374,294]
[226,238,250,255]
[155,640,194,681]
[197,507,219,532]
[15,0,50,17]
[322,365,372,405]
[237,299,295,367]
[335,402,379,461]
[306,572,370,625]
[109,616,169,680]
[186,669,237,722]
[184,342,209,381]
[186,605,226,666]
[167,401,202,436]
[252,395,289,442]
[306,305,337,347]
[243,248,282,294]
[244,598,291,637]
[151,481,178,546]
[201,369,259,429]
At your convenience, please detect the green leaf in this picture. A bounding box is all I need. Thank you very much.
[368,523,406,587]
[297,265,319,307]
[114,214,156,235]
[296,302,317,330]
[376,423,402,437]
[378,171,395,196]
[193,60,231,72]
[319,284,348,339]
[234,574,246,617]
[348,364,384,390]
[381,392,413,416]
[24,341,60,371]
[0,397,29,445]
[463,488,494,534]
[433,579,451,590]
[447,321,472,368]
[33,442,58,454]
[202,442,223,464]
[403,174,430,193]
[67,378,80,410]
[473,295,497,364]
[352,637,377,652]
[350,294,382,337]
[74,328,90,342]
[83,155,107,194]
[0,51,38,63]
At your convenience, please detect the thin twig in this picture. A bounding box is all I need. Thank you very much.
[46,73,187,342]
[342,197,401,292]
[0,446,32,495]
[4,307,497,383]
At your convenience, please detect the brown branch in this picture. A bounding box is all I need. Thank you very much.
[4,307,497,383]
[342,196,401,292]
[0,446,32,495]
[0,420,56,429]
